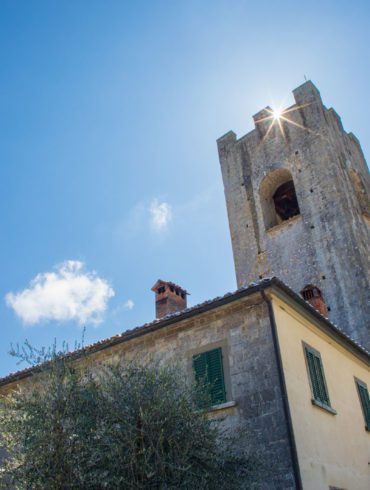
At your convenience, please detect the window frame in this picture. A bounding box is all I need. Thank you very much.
[190,341,231,408]
[354,377,370,431]
[302,342,336,415]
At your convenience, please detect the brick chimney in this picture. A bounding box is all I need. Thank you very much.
[151,280,188,319]
[300,285,328,317]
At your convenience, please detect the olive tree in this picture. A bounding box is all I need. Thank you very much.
[0,345,262,489]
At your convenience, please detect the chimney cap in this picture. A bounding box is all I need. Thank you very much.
[151,279,189,295]
[300,284,323,296]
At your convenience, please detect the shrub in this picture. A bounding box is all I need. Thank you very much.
[0,351,261,489]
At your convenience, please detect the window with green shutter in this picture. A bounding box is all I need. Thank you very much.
[355,379,370,431]
[304,345,332,410]
[192,347,226,406]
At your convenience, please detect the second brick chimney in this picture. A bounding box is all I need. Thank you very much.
[151,280,189,319]
[300,284,328,317]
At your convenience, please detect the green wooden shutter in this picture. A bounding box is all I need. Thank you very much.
[313,354,330,406]
[193,351,208,382]
[305,347,330,406]
[192,347,226,406]
[356,381,370,429]
[206,348,226,405]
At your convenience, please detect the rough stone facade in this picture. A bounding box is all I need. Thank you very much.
[87,292,297,489]
[2,279,369,488]
[217,81,370,349]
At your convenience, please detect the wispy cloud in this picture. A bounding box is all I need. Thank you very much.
[123,299,135,310]
[5,260,114,326]
[149,199,172,232]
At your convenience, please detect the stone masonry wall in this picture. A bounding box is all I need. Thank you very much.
[0,295,297,488]
[217,81,370,349]
[87,294,297,489]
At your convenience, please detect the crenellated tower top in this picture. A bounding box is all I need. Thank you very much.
[217,81,370,348]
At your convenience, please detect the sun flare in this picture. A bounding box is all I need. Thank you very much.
[254,102,312,143]
[272,108,283,121]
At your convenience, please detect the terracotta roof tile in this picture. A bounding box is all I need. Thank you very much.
[0,277,368,386]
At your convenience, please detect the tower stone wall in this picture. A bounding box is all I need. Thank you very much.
[217,81,370,349]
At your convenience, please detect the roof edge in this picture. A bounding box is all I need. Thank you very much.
[1,277,368,387]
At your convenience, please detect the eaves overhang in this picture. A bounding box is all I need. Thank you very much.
[0,277,368,388]
[265,282,370,366]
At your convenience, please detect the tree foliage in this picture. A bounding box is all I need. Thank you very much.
[0,348,262,489]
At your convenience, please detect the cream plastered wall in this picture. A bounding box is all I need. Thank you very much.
[272,294,370,490]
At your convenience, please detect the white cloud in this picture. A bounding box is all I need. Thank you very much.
[149,199,172,232]
[5,260,115,326]
[123,299,134,310]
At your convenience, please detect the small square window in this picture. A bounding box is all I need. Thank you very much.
[192,347,226,407]
[303,344,333,411]
[355,379,370,431]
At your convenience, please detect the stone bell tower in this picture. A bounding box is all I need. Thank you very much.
[217,81,370,349]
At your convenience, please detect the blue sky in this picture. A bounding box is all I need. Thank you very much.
[1,0,369,377]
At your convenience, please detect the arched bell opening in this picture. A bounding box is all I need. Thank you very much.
[259,168,301,230]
